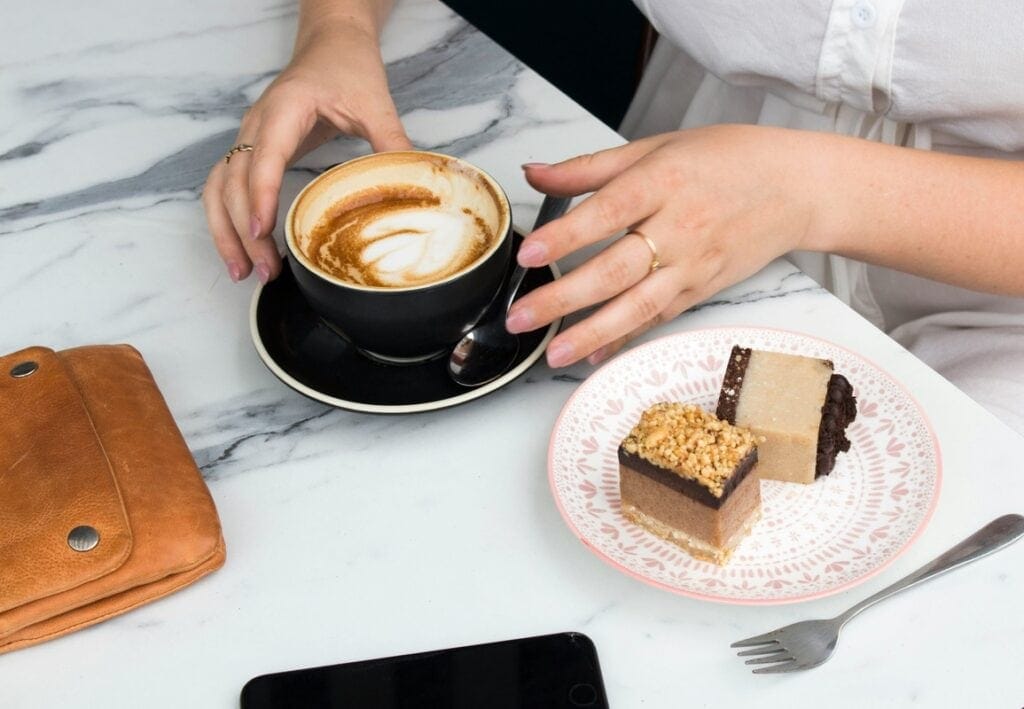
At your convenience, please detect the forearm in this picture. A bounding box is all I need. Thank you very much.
[809,134,1024,295]
[296,0,394,47]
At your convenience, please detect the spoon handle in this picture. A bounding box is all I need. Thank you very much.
[504,195,572,313]
[534,195,574,231]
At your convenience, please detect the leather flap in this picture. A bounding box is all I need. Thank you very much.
[0,347,133,624]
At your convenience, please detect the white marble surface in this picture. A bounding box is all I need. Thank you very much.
[1,1,1022,706]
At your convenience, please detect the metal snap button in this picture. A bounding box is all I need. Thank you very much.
[68,526,100,552]
[10,361,39,378]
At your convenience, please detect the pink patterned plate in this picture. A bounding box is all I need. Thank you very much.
[548,327,941,605]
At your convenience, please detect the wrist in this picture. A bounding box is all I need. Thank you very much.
[796,132,867,255]
[295,0,388,51]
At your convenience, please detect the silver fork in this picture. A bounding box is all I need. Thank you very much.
[731,513,1024,674]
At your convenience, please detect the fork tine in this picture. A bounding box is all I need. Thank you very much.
[736,645,783,657]
[752,660,801,674]
[730,631,782,648]
[745,653,794,665]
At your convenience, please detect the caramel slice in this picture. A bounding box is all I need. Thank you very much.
[618,403,761,565]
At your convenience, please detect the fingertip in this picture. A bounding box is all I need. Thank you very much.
[546,340,575,368]
[255,262,272,284]
[522,166,578,198]
[263,250,285,282]
[505,306,533,334]
[516,240,548,267]
[368,126,414,153]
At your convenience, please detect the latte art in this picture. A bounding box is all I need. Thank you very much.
[306,192,494,288]
[291,152,509,291]
[359,208,489,287]
[286,151,512,360]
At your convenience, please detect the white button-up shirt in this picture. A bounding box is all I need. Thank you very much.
[625,0,1024,152]
[621,0,1024,433]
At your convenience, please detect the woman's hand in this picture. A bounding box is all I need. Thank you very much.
[508,125,831,367]
[203,19,411,283]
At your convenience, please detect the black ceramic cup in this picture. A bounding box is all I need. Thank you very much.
[285,151,513,363]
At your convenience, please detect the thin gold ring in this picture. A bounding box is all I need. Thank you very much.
[631,230,660,274]
[224,143,254,164]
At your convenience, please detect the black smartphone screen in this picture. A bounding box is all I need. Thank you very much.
[240,632,609,709]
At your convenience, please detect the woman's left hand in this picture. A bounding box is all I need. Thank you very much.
[508,125,832,367]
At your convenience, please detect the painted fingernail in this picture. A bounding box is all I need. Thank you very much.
[227,261,243,282]
[517,241,547,266]
[256,262,271,284]
[249,214,262,240]
[546,341,575,368]
[505,307,533,334]
[521,162,550,170]
[587,347,608,365]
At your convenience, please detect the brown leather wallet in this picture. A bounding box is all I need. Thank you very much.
[0,344,225,655]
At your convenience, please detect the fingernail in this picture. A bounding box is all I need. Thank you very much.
[521,162,550,170]
[505,307,533,334]
[249,214,262,240]
[517,241,547,266]
[227,261,243,282]
[256,262,271,284]
[587,347,608,365]
[546,341,575,368]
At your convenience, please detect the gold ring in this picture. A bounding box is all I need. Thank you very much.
[631,230,660,274]
[224,143,254,164]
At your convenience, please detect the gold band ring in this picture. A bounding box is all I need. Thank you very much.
[224,143,254,164]
[631,230,660,274]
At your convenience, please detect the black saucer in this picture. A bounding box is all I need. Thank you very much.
[250,233,560,413]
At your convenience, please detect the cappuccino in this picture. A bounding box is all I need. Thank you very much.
[291,153,507,289]
[284,151,513,361]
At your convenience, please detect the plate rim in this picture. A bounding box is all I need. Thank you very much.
[547,325,943,605]
[249,260,561,415]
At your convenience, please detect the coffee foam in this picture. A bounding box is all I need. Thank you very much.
[290,153,508,289]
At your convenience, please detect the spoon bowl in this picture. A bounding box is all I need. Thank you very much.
[448,195,572,387]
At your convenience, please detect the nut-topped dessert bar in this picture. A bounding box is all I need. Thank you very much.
[618,403,761,565]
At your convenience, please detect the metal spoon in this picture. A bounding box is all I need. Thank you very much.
[449,194,572,387]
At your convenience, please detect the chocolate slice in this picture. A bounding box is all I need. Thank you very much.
[716,345,857,483]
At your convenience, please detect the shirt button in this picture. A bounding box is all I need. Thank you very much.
[851,0,877,28]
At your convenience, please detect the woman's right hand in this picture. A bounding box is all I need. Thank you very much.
[203,20,412,283]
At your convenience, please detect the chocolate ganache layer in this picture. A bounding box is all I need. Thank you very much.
[617,447,759,510]
[815,374,857,477]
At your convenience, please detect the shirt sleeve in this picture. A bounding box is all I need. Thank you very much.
[889,0,1024,151]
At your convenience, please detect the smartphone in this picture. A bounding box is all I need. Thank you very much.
[240,632,609,709]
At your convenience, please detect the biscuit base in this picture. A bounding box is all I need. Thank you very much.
[622,503,761,565]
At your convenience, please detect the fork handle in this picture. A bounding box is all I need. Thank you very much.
[837,514,1024,626]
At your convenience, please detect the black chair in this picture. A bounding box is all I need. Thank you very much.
[441,0,655,129]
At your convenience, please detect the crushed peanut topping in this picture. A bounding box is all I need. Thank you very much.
[620,402,758,497]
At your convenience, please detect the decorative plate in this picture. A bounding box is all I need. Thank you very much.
[548,327,941,604]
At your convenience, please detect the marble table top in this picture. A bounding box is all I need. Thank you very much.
[1,0,1022,706]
